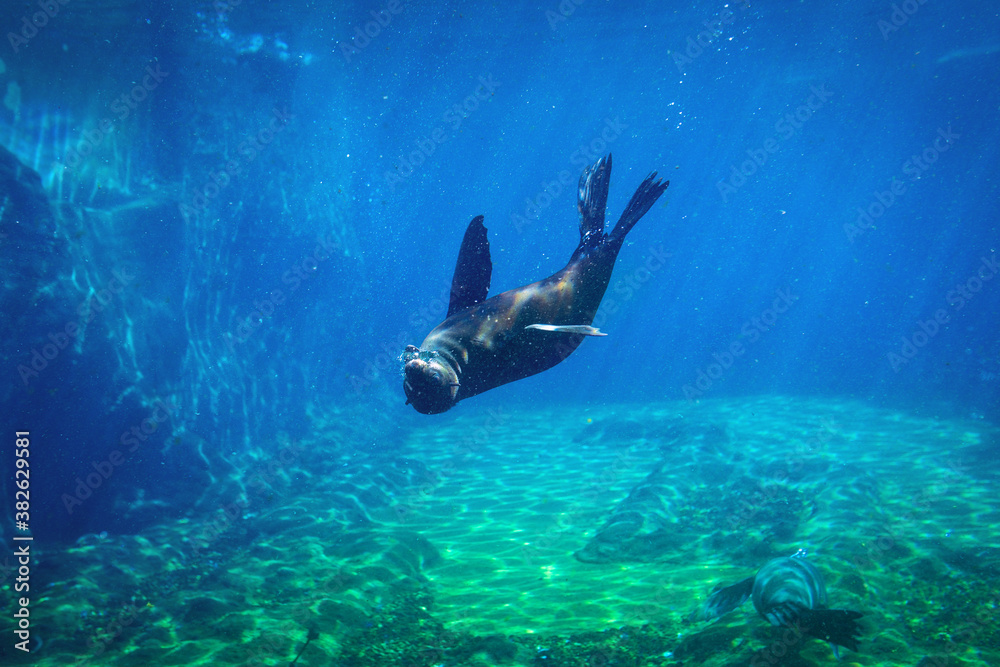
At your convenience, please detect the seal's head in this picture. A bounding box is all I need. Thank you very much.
[401,345,460,414]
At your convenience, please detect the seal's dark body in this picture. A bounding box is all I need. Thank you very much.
[403,155,669,414]
[419,231,621,401]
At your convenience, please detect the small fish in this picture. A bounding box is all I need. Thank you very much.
[525,324,607,336]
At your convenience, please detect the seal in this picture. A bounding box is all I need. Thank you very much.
[402,154,669,414]
[693,554,863,653]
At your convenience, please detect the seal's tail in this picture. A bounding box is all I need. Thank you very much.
[796,608,863,652]
[608,168,669,245]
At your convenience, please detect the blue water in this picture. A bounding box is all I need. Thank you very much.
[2,3,1000,664]
[1,0,998,576]
[348,0,1000,415]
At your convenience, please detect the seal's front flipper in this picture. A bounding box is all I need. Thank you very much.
[609,171,669,245]
[525,324,607,336]
[796,608,863,652]
[448,215,493,317]
[694,575,755,622]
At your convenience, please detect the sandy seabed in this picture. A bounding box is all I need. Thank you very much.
[5,396,997,666]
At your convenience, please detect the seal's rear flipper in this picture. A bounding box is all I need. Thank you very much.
[609,171,669,245]
[695,575,755,621]
[796,608,863,652]
[575,154,612,255]
[448,215,493,317]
